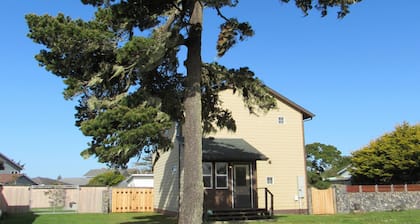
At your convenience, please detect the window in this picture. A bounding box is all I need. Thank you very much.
[215,162,228,189]
[266,176,274,185]
[278,116,285,124]
[203,162,212,189]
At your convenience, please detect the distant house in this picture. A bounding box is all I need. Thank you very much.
[84,168,141,179]
[327,165,352,185]
[61,168,142,186]
[0,153,36,186]
[57,168,108,186]
[0,174,37,186]
[119,174,154,188]
[83,168,110,179]
[60,177,89,186]
[32,177,70,186]
[0,152,23,175]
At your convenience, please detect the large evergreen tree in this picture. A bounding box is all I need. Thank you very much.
[26,1,361,223]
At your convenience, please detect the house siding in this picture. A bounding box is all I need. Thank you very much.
[153,126,180,213]
[0,156,22,174]
[208,90,309,213]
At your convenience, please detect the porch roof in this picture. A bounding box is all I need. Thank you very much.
[202,138,268,162]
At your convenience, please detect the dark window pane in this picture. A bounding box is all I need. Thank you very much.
[267,177,273,185]
[235,167,247,186]
[217,176,227,188]
[216,163,227,174]
[203,176,212,188]
[203,163,212,175]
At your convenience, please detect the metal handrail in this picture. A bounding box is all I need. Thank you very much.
[257,187,274,216]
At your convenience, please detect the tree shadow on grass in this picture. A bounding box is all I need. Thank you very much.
[119,214,177,224]
[0,212,38,224]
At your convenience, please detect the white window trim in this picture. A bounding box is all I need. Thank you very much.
[215,162,229,189]
[203,162,213,189]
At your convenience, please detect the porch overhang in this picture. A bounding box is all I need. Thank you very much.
[202,138,268,162]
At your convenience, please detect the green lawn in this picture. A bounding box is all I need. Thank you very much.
[0,212,177,224]
[2,210,420,224]
[252,210,420,224]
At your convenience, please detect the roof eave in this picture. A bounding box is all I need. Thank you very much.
[265,86,315,120]
[0,152,24,170]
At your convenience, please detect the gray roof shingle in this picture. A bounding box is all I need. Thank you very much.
[202,138,268,162]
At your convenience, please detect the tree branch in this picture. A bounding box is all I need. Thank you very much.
[171,1,183,13]
[215,7,229,22]
[160,10,178,33]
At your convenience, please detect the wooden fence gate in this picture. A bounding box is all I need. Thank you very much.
[111,188,153,213]
[310,187,336,215]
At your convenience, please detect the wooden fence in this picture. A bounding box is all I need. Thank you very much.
[0,186,109,213]
[0,186,31,213]
[111,188,153,213]
[30,186,80,210]
[78,186,109,213]
[310,187,336,215]
[0,186,153,214]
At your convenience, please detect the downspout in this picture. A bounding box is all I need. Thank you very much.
[178,141,181,213]
[250,163,254,208]
[302,114,313,214]
[230,164,234,208]
[176,122,182,213]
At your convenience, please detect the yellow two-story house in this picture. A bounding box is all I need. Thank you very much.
[153,87,314,215]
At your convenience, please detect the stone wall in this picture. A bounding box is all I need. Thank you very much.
[334,185,420,213]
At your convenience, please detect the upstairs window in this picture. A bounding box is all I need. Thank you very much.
[278,116,285,124]
[266,176,274,185]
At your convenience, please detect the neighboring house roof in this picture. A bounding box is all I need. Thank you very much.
[0,152,23,171]
[202,138,268,162]
[84,168,141,178]
[327,165,352,182]
[120,168,142,176]
[32,177,70,185]
[266,87,315,120]
[0,174,37,186]
[83,168,109,178]
[61,177,90,186]
[126,174,153,182]
[118,174,154,187]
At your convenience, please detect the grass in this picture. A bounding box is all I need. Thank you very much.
[31,207,77,214]
[0,212,177,224]
[254,210,420,224]
[2,210,420,224]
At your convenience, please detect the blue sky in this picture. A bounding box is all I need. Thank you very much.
[1,1,419,179]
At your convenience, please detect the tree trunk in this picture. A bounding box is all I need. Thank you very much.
[179,1,203,224]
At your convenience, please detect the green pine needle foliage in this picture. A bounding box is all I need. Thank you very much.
[26,0,361,168]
